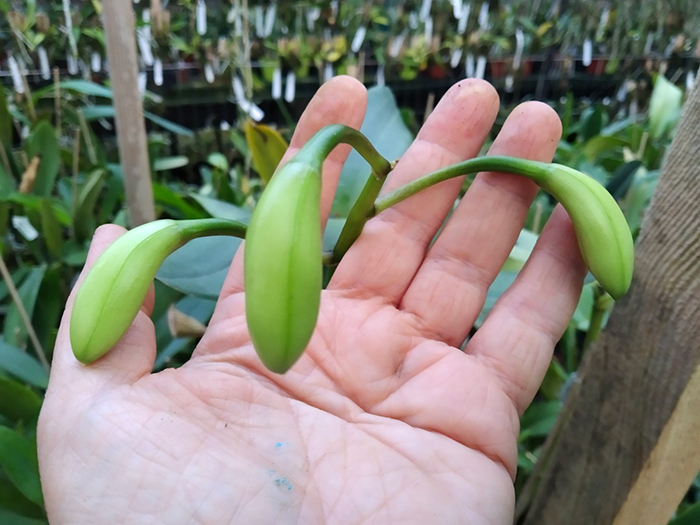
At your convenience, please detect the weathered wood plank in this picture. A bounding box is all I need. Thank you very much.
[102,0,155,227]
[516,75,700,525]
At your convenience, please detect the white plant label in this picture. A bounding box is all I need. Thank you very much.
[255,6,264,37]
[8,55,24,94]
[457,5,470,33]
[616,81,627,102]
[324,62,334,82]
[351,25,367,53]
[419,0,432,21]
[91,51,102,72]
[644,34,653,55]
[514,28,524,70]
[687,71,696,91]
[38,46,51,80]
[232,75,246,102]
[409,12,418,29]
[154,58,163,86]
[475,55,486,79]
[264,4,276,37]
[478,2,489,30]
[67,53,78,75]
[272,67,282,99]
[196,0,207,36]
[424,17,433,41]
[285,72,296,103]
[583,39,592,67]
[452,0,463,19]
[389,31,407,57]
[505,74,514,92]
[12,216,39,242]
[465,52,475,78]
[137,15,154,67]
[204,63,214,83]
[450,48,463,68]
[376,64,385,86]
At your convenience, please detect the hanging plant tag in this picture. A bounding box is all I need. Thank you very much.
[424,17,433,41]
[409,12,418,29]
[478,2,489,29]
[91,51,102,72]
[204,63,214,83]
[505,74,514,92]
[419,0,433,21]
[465,53,475,77]
[255,6,264,37]
[389,31,407,57]
[324,62,334,82]
[264,4,276,37]
[475,55,486,79]
[514,28,524,70]
[376,65,385,86]
[450,48,463,68]
[138,71,147,96]
[67,53,78,75]
[196,0,207,36]
[38,46,51,80]
[453,0,463,18]
[12,216,39,241]
[285,72,296,103]
[458,5,470,32]
[154,58,163,86]
[351,25,367,53]
[272,67,282,99]
[583,39,593,67]
[8,55,24,94]
[687,71,696,91]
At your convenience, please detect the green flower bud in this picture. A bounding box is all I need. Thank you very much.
[540,163,634,299]
[244,160,323,374]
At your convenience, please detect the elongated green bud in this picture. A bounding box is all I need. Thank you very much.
[244,160,323,373]
[539,163,634,299]
[71,219,246,364]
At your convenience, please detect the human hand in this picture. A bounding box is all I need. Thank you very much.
[38,76,585,524]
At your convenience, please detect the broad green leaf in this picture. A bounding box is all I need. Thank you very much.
[0,84,11,147]
[154,156,189,172]
[32,268,62,356]
[3,266,47,348]
[0,426,43,506]
[191,195,251,222]
[56,79,113,98]
[670,501,700,525]
[0,340,48,389]
[539,358,568,401]
[207,153,229,173]
[519,401,562,441]
[571,283,595,332]
[25,122,60,196]
[606,160,642,200]
[73,169,106,242]
[0,376,42,422]
[79,105,116,121]
[331,86,413,217]
[649,74,683,140]
[39,198,62,259]
[158,237,240,299]
[0,164,15,199]
[0,509,46,525]
[581,136,628,163]
[244,121,288,184]
[153,184,207,220]
[502,229,538,273]
[580,104,604,142]
[6,195,71,226]
[476,271,518,328]
[144,112,195,137]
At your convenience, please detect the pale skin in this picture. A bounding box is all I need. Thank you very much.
[38,77,586,524]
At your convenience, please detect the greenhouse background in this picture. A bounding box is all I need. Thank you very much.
[0,1,699,524]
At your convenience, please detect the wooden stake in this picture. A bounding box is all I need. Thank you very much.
[101,0,155,226]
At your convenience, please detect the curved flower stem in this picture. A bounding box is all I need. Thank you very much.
[371,156,548,217]
[178,218,247,240]
[294,124,394,179]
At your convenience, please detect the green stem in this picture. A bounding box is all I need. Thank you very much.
[372,156,548,216]
[294,124,393,179]
[583,285,614,350]
[178,218,247,240]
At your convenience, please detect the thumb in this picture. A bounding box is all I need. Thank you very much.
[48,224,157,394]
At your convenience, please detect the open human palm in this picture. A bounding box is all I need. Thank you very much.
[38,77,586,524]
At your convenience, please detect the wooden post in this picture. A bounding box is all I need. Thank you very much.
[516,77,700,524]
[102,0,155,226]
